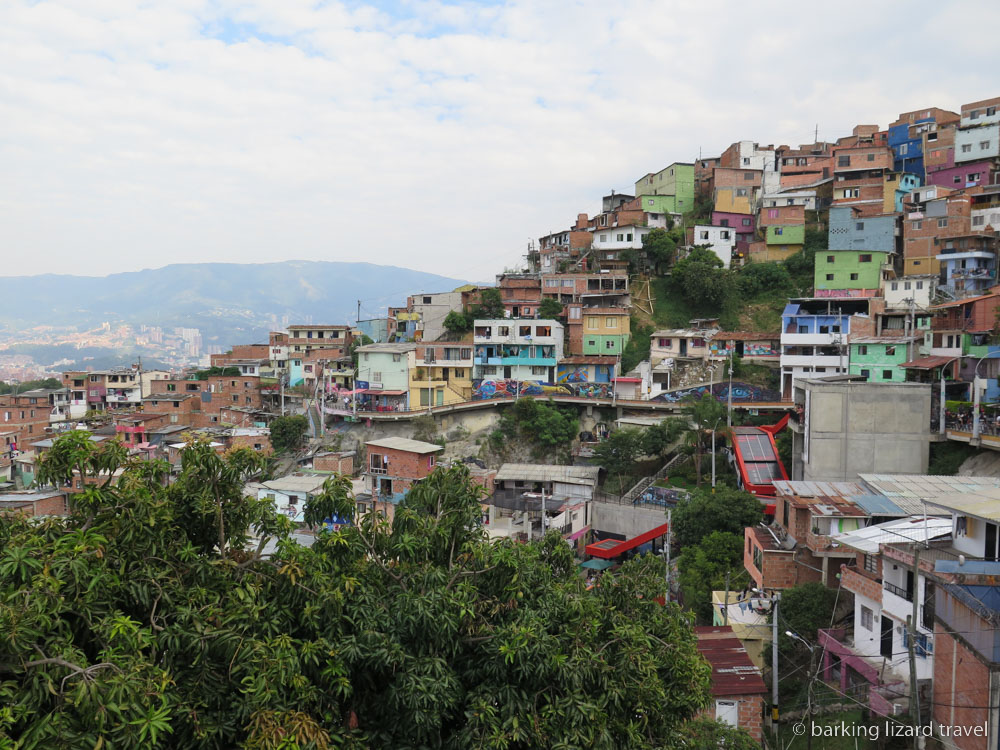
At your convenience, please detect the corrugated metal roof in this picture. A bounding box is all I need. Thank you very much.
[366,437,444,454]
[833,516,952,554]
[924,486,1000,523]
[495,463,600,486]
[694,629,768,697]
[859,475,1000,517]
[771,480,868,516]
[850,493,906,516]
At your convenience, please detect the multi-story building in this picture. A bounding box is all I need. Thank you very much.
[832,144,895,216]
[814,207,898,296]
[473,319,563,383]
[409,341,474,407]
[540,272,629,308]
[581,308,630,357]
[848,336,920,383]
[632,162,694,212]
[883,171,922,213]
[364,436,444,513]
[779,299,870,397]
[758,204,806,261]
[497,274,542,318]
[286,325,352,357]
[712,167,762,216]
[650,327,717,364]
[687,225,736,267]
[695,156,721,198]
[354,342,415,411]
[887,107,960,177]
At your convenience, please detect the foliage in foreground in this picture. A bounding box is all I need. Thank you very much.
[0,432,749,749]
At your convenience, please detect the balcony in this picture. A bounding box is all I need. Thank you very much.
[883,579,913,602]
[781,332,843,346]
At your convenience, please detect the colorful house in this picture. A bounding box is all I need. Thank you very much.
[848,336,920,383]
[557,356,617,384]
[473,319,563,383]
[355,342,415,411]
[708,332,780,363]
[409,342,474,407]
[364,437,444,516]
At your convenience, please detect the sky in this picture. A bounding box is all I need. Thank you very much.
[2,0,999,283]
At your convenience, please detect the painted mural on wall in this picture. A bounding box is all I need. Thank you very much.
[709,342,778,357]
[556,364,613,384]
[472,379,612,400]
[652,381,781,403]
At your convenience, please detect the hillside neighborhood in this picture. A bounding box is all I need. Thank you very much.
[7,94,1000,748]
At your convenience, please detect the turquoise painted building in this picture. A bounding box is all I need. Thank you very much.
[848,337,918,383]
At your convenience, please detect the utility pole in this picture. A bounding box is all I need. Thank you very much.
[541,484,546,537]
[280,374,285,417]
[723,570,730,626]
[664,509,672,601]
[771,592,781,737]
[907,546,922,742]
[727,350,733,428]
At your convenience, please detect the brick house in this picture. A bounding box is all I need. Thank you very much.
[364,437,444,515]
[0,490,70,517]
[694,626,767,743]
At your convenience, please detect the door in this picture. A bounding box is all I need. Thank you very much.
[987,522,998,562]
[880,615,893,658]
[436,389,444,406]
[905,569,915,601]
[503,366,512,379]
[715,700,738,727]
[679,339,688,356]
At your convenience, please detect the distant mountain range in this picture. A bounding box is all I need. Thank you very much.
[0,260,471,354]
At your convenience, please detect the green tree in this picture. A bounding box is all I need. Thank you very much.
[677,530,746,622]
[776,582,839,653]
[672,485,764,549]
[642,227,678,275]
[670,246,735,309]
[537,297,564,318]
[472,287,505,319]
[677,393,727,487]
[1,441,718,749]
[498,398,578,454]
[591,427,646,494]
[621,318,652,375]
[0,377,63,394]
[442,310,473,334]
[349,333,374,368]
[735,261,793,299]
[269,414,309,453]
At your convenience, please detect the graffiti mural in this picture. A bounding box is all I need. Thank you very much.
[573,382,612,399]
[472,380,574,400]
[652,381,781,404]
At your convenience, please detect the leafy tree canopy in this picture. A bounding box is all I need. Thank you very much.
[677,530,746,623]
[672,484,764,549]
[269,414,310,453]
[670,247,734,309]
[735,261,793,299]
[0,435,742,749]
[537,297,564,319]
[0,377,63,394]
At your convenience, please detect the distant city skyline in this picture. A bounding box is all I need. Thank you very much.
[2,0,998,281]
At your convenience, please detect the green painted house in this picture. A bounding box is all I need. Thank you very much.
[766,224,805,245]
[848,337,919,383]
[815,249,891,293]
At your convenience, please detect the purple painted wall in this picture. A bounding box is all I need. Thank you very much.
[711,211,755,241]
[925,159,1000,190]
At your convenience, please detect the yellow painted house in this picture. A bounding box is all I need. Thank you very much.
[408,341,475,407]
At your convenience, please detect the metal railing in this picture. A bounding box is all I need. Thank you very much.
[883,580,913,602]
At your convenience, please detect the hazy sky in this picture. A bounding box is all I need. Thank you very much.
[3,1,999,282]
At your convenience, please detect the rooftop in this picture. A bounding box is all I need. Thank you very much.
[355,342,417,354]
[495,463,601,487]
[694,628,768,697]
[771,481,868,516]
[859,474,1000,516]
[260,474,330,494]
[366,436,444,454]
[834,516,952,554]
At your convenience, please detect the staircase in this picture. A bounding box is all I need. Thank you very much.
[620,451,689,505]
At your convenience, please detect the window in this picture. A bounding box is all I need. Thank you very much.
[372,371,382,382]
[719,218,729,227]
[775,227,783,235]
[531,366,546,375]
[850,273,859,281]
[825,274,834,281]
[626,233,632,241]
[860,369,870,378]
[856,222,865,231]
[497,326,509,336]
[744,171,754,180]
[860,254,872,262]
[427,454,436,469]
[587,340,596,347]
[742,157,750,165]
[600,234,607,242]
[166,383,176,392]
[974,215,986,226]
[981,141,991,150]
[616,234,624,242]
[861,606,874,630]
[422,296,432,304]
[700,231,709,240]
[938,218,948,228]
[392,354,401,362]
[838,155,850,167]
[867,153,875,161]
[535,326,551,337]
[969,173,982,182]
[890,282,898,291]
[956,515,968,536]
[916,281,923,289]
[882,370,893,379]
[912,220,922,230]
[864,554,878,574]
[898,143,908,156]
[720,230,730,240]
[858,345,868,355]
[605,317,617,328]
[768,209,778,219]
[647,199,654,206]
[605,340,618,350]
[735,188,748,197]
[742,218,751,226]
[827,255,835,263]
[961,144,972,153]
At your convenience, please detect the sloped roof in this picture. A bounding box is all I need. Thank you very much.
[366,437,443,454]
[495,464,600,486]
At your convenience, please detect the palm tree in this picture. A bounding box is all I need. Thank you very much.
[679,393,727,487]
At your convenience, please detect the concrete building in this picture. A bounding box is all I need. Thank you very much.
[355,342,416,411]
[687,225,736,268]
[488,463,599,541]
[650,328,717,364]
[473,319,563,383]
[789,377,931,482]
[780,299,870,397]
[410,341,474,407]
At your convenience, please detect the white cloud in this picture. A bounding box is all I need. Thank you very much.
[1,0,998,284]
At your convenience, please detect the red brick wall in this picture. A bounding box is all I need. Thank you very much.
[227,433,272,456]
[714,168,763,188]
[0,394,53,451]
[933,625,993,750]
[841,564,882,603]
[367,445,440,491]
[695,695,764,743]
[314,453,355,475]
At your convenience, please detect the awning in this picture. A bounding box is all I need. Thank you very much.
[613,377,642,383]
[565,524,590,541]
[361,389,407,396]
[579,558,615,570]
[900,355,957,370]
[585,522,670,559]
